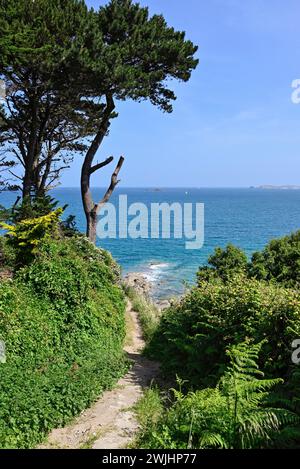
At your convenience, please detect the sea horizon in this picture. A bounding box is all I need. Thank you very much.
[2,187,300,299]
[31,185,300,190]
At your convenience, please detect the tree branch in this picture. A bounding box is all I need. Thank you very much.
[95,156,125,214]
[9,170,22,181]
[81,93,116,218]
[12,148,25,168]
[89,156,114,175]
[46,165,71,188]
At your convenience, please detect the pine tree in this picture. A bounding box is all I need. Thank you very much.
[0,0,198,237]
[0,0,100,200]
[80,0,199,241]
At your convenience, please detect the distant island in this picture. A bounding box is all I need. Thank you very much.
[253,185,300,190]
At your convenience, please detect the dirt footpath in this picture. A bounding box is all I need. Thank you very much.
[39,300,160,449]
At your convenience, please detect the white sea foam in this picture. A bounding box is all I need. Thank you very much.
[149,262,170,271]
[142,273,156,282]
[142,261,173,284]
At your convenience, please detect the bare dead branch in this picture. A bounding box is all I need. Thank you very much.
[89,156,114,175]
[95,156,125,215]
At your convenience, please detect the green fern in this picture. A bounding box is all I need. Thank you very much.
[137,342,299,449]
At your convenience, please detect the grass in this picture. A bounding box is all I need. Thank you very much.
[124,304,135,347]
[128,387,164,448]
[80,428,104,449]
[134,387,163,428]
[124,285,161,343]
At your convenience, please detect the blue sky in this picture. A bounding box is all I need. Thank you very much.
[61,0,300,188]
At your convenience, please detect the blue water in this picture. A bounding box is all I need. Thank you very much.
[1,188,300,299]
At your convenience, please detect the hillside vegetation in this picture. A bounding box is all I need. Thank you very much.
[140,231,300,449]
[0,234,127,448]
[147,276,300,387]
[137,343,299,449]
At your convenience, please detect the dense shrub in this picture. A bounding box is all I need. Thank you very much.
[199,231,300,288]
[137,343,300,449]
[0,236,127,448]
[197,244,248,283]
[147,276,300,387]
[0,236,16,270]
[1,195,62,223]
[1,208,63,264]
[250,231,300,286]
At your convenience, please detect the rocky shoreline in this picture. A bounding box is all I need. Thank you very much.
[123,272,172,310]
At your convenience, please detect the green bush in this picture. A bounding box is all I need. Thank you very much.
[3,195,63,223]
[250,231,300,286]
[197,244,248,283]
[147,276,300,387]
[137,343,299,449]
[198,231,300,288]
[0,236,127,448]
[0,236,16,270]
[1,208,63,265]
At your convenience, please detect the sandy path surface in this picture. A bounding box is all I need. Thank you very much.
[39,300,160,449]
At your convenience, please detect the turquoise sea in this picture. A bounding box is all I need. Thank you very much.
[2,188,300,299]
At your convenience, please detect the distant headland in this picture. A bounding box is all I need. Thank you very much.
[252,185,300,190]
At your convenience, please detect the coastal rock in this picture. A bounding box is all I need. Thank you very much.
[155,299,171,311]
[123,272,152,298]
[123,271,174,310]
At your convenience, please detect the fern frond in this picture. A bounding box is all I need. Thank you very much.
[199,431,228,449]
